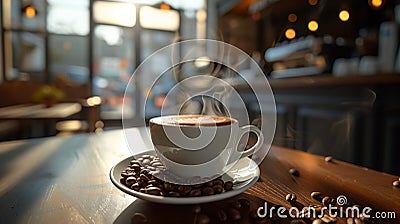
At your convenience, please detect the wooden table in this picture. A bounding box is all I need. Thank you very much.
[0,103,82,137]
[0,128,398,224]
[0,103,82,120]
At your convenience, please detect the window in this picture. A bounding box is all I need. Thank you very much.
[93,25,136,119]
[47,0,89,35]
[1,0,182,123]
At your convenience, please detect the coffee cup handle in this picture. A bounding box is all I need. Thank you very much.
[237,125,264,158]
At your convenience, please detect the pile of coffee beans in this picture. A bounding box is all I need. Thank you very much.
[120,154,234,197]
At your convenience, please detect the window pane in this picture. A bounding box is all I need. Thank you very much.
[94,1,136,27]
[140,6,180,31]
[4,31,45,81]
[140,30,177,118]
[93,25,135,119]
[3,0,46,31]
[47,0,89,35]
[49,35,89,84]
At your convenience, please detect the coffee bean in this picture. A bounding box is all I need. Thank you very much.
[141,154,151,159]
[130,164,141,172]
[125,167,135,173]
[286,193,297,203]
[193,183,203,189]
[120,177,126,184]
[139,178,150,187]
[131,212,148,224]
[324,156,333,162]
[227,207,241,220]
[347,218,354,224]
[213,179,224,186]
[140,169,150,176]
[322,196,335,207]
[163,182,173,191]
[192,205,201,214]
[125,177,137,186]
[151,162,163,167]
[131,183,140,191]
[291,220,306,224]
[168,191,180,197]
[147,166,156,171]
[213,185,224,194]
[231,201,241,209]
[142,159,151,166]
[289,168,300,177]
[202,187,214,196]
[189,189,202,197]
[146,186,162,196]
[238,198,250,208]
[196,214,210,224]
[224,181,234,191]
[393,180,400,188]
[204,181,213,187]
[311,192,325,202]
[139,174,150,183]
[312,219,323,224]
[298,209,311,219]
[321,214,336,223]
[130,160,141,166]
[178,185,192,195]
[359,213,369,222]
[121,172,131,178]
[216,209,228,222]
[147,179,158,185]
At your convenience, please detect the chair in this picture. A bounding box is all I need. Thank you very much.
[56,96,103,136]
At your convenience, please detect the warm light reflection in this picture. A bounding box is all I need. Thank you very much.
[93,1,136,27]
[194,56,211,68]
[25,6,36,18]
[288,13,297,22]
[140,6,179,31]
[308,0,318,6]
[160,3,171,10]
[339,10,350,21]
[369,0,383,9]
[285,28,296,39]
[308,20,319,32]
[87,96,102,106]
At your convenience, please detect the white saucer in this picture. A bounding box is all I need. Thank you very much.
[110,150,260,204]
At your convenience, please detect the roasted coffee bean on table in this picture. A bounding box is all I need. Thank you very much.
[285,193,297,204]
[324,155,334,162]
[311,191,325,202]
[289,168,300,177]
[131,212,148,224]
[120,154,235,197]
[322,196,335,207]
[196,213,210,224]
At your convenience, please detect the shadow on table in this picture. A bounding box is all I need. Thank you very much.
[113,193,296,224]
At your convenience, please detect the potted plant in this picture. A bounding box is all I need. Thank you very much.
[32,85,65,107]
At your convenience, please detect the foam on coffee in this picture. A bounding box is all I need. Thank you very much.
[151,115,234,126]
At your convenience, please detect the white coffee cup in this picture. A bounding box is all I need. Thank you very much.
[149,115,264,180]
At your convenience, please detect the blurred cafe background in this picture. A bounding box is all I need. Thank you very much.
[0,0,399,176]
